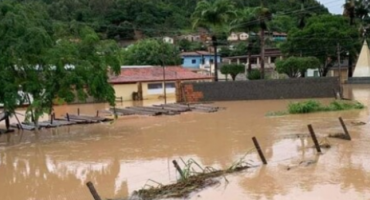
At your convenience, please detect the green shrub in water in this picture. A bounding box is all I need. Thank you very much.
[287,100,365,114]
[288,100,322,114]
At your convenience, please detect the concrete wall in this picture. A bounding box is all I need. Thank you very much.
[181,77,340,102]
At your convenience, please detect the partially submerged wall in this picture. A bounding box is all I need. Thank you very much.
[179,77,340,102]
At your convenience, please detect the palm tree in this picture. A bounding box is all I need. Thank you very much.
[255,6,272,79]
[232,6,271,79]
[232,8,259,75]
[297,0,313,29]
[192,0,236,81]
[343,0,356,25]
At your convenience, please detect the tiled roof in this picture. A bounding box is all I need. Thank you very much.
[181,51,214,56]
[109,66,213,84]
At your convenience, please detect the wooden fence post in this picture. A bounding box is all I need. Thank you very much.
[308,124,321,153]
[252,137,267,165]
[66,113,70,121]
[5,115,10,130]
[86,181,102,200]
[339,117,351,140]
[77,108,80,116]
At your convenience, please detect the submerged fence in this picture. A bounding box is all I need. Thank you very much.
[86,116,354,200]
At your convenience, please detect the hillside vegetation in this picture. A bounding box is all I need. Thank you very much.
[25,0,329,40]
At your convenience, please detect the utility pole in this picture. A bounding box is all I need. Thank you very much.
[337,43,342,86]
[162,65,167,104]
[212,36,218,82]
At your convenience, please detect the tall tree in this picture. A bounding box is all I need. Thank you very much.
[191,0,236,81]
[255,5,272,79]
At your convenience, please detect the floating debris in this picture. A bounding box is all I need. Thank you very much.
[351,121,366,126]
[128,155,253,200]
[286,159,317,171]
[328,133,350,140]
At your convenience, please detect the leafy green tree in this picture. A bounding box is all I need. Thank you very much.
[220,64,245,81]
[232,5,271,79]
[0,1,122,128]
[280,15,360,76]
[192,0,236,81]
[122,39,181,65]
[275,56,321,78]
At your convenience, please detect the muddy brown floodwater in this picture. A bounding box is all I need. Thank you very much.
[1,85,370,200]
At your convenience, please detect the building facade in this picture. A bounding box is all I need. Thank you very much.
[109,66,213,101]
[181,51,221,74]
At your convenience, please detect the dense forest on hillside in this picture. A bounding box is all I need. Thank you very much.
[18,0,329,40]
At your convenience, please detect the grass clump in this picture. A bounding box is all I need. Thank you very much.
[287,100,364,114]
[288,100,322,114]
[267,100,365,116]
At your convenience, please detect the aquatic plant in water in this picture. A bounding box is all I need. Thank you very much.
[267,100,365,116]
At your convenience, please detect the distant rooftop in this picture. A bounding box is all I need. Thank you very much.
[180,51,214,56]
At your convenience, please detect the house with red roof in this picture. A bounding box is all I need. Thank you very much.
[109,66,213,101]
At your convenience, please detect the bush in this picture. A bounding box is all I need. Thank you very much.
[287,100,364,114]
[247,69,261,80]
[288,100,322,114]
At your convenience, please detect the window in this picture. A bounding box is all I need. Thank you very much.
[181,58,184,64]
[148,83,162,89]
[147,83,164,95]
[271,57,277,63]
[209,59,214,64]
[165,82,176,93]
[192,59,196,64]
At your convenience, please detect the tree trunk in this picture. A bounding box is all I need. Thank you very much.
[212,36,218,82]
[260,29,265,79]
[231,74,237,81]
[348,53,353,77]
[248,47,252,74]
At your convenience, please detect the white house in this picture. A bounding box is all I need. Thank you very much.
[163,36,174,44]
[227,32,239,41]
[227,32,249,41]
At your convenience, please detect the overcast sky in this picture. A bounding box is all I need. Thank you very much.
[316,0,343,14]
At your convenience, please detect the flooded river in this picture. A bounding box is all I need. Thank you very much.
[1,85,370,200]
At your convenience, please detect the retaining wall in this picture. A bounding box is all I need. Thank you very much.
[180,77,340,102]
